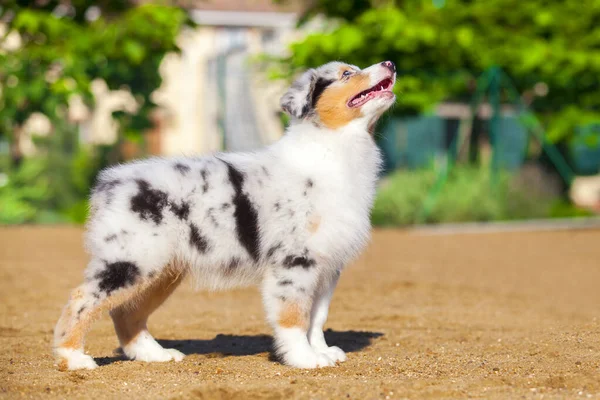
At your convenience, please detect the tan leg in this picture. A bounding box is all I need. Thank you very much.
[110,268,186,362]
[53,281,139,371]
[53,263,186,371]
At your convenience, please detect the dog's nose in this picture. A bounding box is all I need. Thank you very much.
[382,61,396,73]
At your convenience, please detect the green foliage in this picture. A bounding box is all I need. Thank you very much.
[549,200,595,219]
[371,165,591,226]
[0,122,99,224]
[0,2,189,138]
[283,0,600,143]
[0,1,191,224]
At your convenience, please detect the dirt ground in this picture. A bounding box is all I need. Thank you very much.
[1,226,599,400]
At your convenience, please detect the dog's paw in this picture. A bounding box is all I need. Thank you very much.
[165,348,185,362]
[283,348,336,369]
[124,335,185,363]
[316,346,347,363]
[55,348,98,371]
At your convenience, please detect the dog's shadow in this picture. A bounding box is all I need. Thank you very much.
[95,329,383,366]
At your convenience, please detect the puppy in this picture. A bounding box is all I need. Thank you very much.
[53,60,397,370]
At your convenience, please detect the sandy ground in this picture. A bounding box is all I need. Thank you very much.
[1,226,599,400]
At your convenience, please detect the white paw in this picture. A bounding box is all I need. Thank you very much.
[283,348,336,369]
[317,346,347,363]
[123,334,185,363]
[55,348,98,371]
[165,348,185,362]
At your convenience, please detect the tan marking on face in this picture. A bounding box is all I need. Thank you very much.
[315,72,371,129]
[308,214,321,234]
[278,303,308,329]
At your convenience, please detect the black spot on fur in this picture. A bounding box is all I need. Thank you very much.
[221,203,231,210]
[274,202,281,211]
[261,166,270,177]
[94,179,121,204]
[283,255,316,269]
[95,179,121,192]
[104,234,117,242]
[148,271,156,279]
[170,201,190,220]
[92,292,100,300]
[200,169,210,193]
[95,261,140,295]
[278,279,293,286]
[311,78,334,110]
[225,258,241,274]
[77,305,86,317]
[189,223,209,253]
[130,179,169,225]
[222,160,261,261]
[267,242,282,259]
[277,295,287,302]
[173,163,190,174]
[206,207,219,227]
[304,178,314,196]
[301,103,310,119]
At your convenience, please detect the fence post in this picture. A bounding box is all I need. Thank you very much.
[489,66,501,185]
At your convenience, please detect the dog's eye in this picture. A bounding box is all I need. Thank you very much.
[342,70,353,78]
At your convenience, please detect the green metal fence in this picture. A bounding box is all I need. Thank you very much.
[378,67,581,223]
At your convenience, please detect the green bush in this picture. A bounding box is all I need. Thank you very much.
[0,123,99,225]
[0,3,191,225]
[371,165,590,226]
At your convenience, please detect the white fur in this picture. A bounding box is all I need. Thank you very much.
[55,348,98,370]
[122,330,185,362]
[54,61,395,370]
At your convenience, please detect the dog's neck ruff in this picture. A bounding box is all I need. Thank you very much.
[273,120,381,180]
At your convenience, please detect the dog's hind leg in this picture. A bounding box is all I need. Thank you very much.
[53,258,183,371]
[53,278,106,371]
[110,266,185,363]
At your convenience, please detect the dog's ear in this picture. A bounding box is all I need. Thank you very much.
[280,69,318,119]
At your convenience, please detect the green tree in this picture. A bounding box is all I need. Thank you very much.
[0,1,191,223]
[281,0,600,144]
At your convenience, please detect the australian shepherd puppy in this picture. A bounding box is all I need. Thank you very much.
[53,60,397,370]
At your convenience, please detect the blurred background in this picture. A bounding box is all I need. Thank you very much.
[1,0,599,226]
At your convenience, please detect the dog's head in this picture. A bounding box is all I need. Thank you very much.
[280,61,396,130]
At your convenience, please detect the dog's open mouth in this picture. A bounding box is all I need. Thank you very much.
[348,77,394,108]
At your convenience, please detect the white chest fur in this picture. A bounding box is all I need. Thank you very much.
[238,121,383,270]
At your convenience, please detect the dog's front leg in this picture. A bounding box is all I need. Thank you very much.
[262,266,336,368]
[308,270,347,363]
